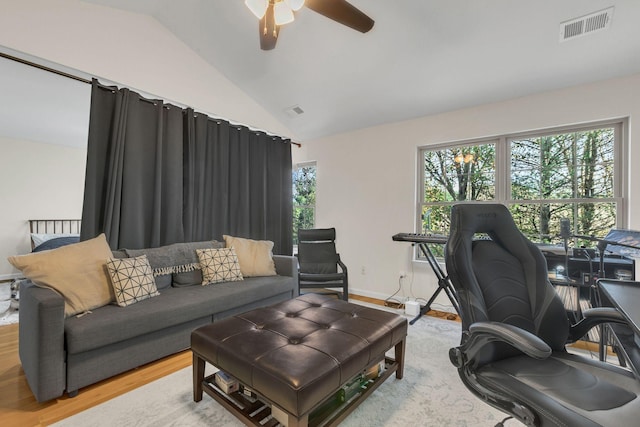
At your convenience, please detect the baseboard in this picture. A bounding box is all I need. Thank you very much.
[349,287,457,313]
[0,273,21,282]
[349,289,461,322]
[348,287,400,302]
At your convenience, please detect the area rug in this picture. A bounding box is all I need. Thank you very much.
[53,305,507,427]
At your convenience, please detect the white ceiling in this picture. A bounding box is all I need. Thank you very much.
[24,1,640,142]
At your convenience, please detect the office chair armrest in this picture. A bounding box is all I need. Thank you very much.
[567,307,628,343]
[450,321,552,369]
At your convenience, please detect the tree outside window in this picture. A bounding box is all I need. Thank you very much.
[292,163,316,245]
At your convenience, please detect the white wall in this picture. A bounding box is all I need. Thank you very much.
[294,73,640,310]
[0,136,86,278]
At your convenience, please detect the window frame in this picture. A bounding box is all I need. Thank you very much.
[417,118,628,243]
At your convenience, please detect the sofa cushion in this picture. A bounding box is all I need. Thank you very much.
[171,269,202,287]
[197,248,244,285]
[64,275,296,354]
[106,255,160,307]
[223,235,277,277]
[124,241,223,289]
[8,234,114,317]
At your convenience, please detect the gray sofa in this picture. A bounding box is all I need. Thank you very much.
[18,241,298,402]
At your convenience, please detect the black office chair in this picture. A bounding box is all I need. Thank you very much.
[297,228,349,301]
[445,203,640,427]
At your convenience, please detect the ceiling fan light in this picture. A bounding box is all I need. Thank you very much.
[284,0,305,12]
[274,1,295,25]
[245,0,268,19]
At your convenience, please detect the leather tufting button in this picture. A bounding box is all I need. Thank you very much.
[286,312,296,318]
[255,324,264,330]
[289,338,301,345]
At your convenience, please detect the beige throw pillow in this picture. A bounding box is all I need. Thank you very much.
[106,255,160,307]
[197,248,243,285]
[8,233,114,317]
[223,235,277,277]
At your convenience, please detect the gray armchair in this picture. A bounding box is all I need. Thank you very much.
[445,203,640,427]
[297,228,348,301]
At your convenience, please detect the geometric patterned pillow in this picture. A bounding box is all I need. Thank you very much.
[106,255,160,307]
[196,248,244,286]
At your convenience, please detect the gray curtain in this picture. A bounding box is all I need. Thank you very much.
[81,80,293,255]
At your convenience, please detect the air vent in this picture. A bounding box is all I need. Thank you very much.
[284,105,305,118]
[560,7,614,42]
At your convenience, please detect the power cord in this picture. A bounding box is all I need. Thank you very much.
[495,416,513,427]
[384,276,405,308]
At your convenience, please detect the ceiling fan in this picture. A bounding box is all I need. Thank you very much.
[245,0,375,50]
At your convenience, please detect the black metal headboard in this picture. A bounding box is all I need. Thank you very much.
[29,219,82,249]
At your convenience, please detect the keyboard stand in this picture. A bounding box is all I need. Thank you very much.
[410,242,460,325]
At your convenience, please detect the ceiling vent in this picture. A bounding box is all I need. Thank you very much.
[560,7,614,42]
[284,105,305,118]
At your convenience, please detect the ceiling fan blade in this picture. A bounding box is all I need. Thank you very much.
[259,3,280,50]
[305,0,374,33]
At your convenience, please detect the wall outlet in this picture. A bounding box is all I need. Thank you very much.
[399,271,407,278]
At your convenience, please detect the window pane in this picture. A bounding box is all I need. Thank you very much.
[424,143,496,202]
[576,202,616,240]
[421,205,452,233]
[511,128,614,200]
[509,203,573,243]
[509,202,616,244]
[292,164,316,245]
[293,206,315,242]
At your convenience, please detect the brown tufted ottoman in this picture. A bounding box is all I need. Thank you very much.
[191,293,407,426]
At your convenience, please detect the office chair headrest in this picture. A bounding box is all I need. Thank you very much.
[450,203,518,242]
[449,204,537,263]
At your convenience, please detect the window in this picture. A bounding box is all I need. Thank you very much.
[292,162,316,245]
[419,120,626,244]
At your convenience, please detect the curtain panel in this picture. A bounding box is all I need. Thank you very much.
[81,80,293,255]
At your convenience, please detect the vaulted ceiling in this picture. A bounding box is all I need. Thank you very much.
[72,1,640,141]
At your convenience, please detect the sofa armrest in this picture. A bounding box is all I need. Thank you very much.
[273,255,297,277]
[273,255,299,296]
[19,281,66,402]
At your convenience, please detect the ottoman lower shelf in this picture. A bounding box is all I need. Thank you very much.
[199,356,401,427]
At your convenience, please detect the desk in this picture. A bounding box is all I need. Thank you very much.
[598,280,640,377]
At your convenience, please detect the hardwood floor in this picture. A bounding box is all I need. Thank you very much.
[0,320,192,427]
[0,295,457,426]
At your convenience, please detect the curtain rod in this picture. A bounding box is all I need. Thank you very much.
[0,51,91,84]
[0,51,301,147]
